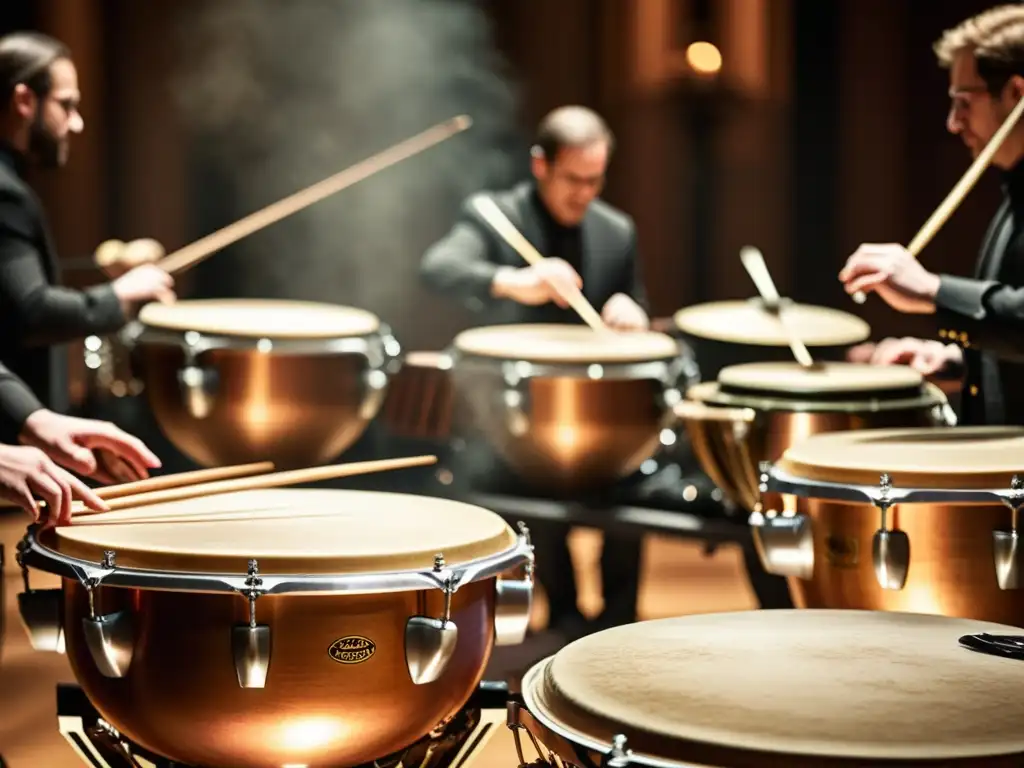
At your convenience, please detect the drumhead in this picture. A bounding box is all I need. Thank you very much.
[138,299,380,339]
[777,425,1024,489]
[453,324,679,363]
[718,361,923,395]
[673,300,870,346]
[45,489,516,574]
[525,610,1024,763]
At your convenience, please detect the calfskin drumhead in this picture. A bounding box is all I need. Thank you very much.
[524,610,1024,764]
[138,299,381,339]
[673,300,870,347]
[717,361,923,395]
[453,323,679,363]
[44,489,516,574]
[777,425,1024,489]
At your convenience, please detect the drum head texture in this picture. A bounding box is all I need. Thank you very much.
[717,361,923,396]
[46,489,516,574]
[778,425,1024,489]
[673,300,870,347]
[452,324,679,363]
[138,298,380,339]
[527,609,1024,763]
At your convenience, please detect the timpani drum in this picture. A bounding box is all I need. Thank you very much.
[760,426,1024,626]
[677,361,954,513]
[512,609,1024,767]
[14,489,534,767]
[132,299,401,468]
[447,324,697,493]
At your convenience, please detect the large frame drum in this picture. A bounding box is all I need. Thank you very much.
[132,299,401,468]
[447,324,697,493]
[761,426,1024,625]
[511,609,1024,767]
[15,489,534,767]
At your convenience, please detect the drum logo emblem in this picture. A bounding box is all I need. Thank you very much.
[328,636,376,665]
[825,535,859,568]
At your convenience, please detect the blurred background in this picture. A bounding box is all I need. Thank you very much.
[0,0,1004,403]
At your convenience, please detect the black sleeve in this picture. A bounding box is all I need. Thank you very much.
[0,188,125,346]
[933,273,1024,362]
[419,197,500,311]
[0,362,43,444]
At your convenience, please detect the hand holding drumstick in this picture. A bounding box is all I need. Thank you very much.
[840,94,1024,309]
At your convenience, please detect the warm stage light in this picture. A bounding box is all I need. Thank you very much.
[686,41,723,74]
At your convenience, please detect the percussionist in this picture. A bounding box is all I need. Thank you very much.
[0,31,174,413]
[840,5,1024,426]
[420,105,648,639]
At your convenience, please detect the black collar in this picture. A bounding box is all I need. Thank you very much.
[529,182,581,234]
[1001,155,1024,202]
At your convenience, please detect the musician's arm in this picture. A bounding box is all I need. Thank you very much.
[0,190,125,347]
[933,274,1024,362]
[419,200,501,310]
[621,220,650,312]
[0,362,43,445]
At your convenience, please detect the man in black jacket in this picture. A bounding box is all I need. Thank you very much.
[0,31,174,412]
[0,361,159,524]
[840,5,1024,426]
[420,106,649,638]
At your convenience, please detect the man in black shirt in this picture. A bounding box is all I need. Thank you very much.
[421,106,649,638]
[0,31,174,412]
[840,5,1024,427]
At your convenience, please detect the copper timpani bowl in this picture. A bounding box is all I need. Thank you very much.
[15,488,534,767]
[131,299,401,469]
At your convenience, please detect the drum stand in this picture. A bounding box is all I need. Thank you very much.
[56,681,512,768]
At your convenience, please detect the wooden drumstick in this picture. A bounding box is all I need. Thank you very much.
[852,94,1024,304]
[740,246,815,367]
[96,461,275,500]
[156,115,473,276]
[471,196,608,332]
[71,454,438,516]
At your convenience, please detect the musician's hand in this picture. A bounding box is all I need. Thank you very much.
[0,444,107,527]
[19,410,161,484]
[838,243,941,313]
[601,293,650,331]
[111,263,176,316]
[849,336,964,378]
[491,260,583,307]
[96,238,166,278]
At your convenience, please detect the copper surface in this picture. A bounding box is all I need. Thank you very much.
[138,344,383,469]
[452,371,668,493]
[62,578,495,767]
[788,499,1024,624]
[685,404,946,512]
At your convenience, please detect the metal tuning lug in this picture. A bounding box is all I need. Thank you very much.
[81,551,134,678]
[601,734,633,768]
[177,364,218,419]
[748,502,814,580]
[233,559,271,688]
[494,523,535,646]
[15,538,64,653]
[993,475,1024,590]
[406,554,459,685]
[871,474,910,590]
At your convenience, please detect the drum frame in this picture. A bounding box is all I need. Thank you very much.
[758,463,1024,593]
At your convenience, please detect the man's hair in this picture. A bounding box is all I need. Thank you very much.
[935,5,1024,95]
[0,31,70,110]
[531,105,614,162]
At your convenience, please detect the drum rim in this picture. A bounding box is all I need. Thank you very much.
[449,350,695,384]
[450,324,683,365]
[133,324,398,358]
[764,463,1023,505]
[686,380,951,414]
[16,523,533,597]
